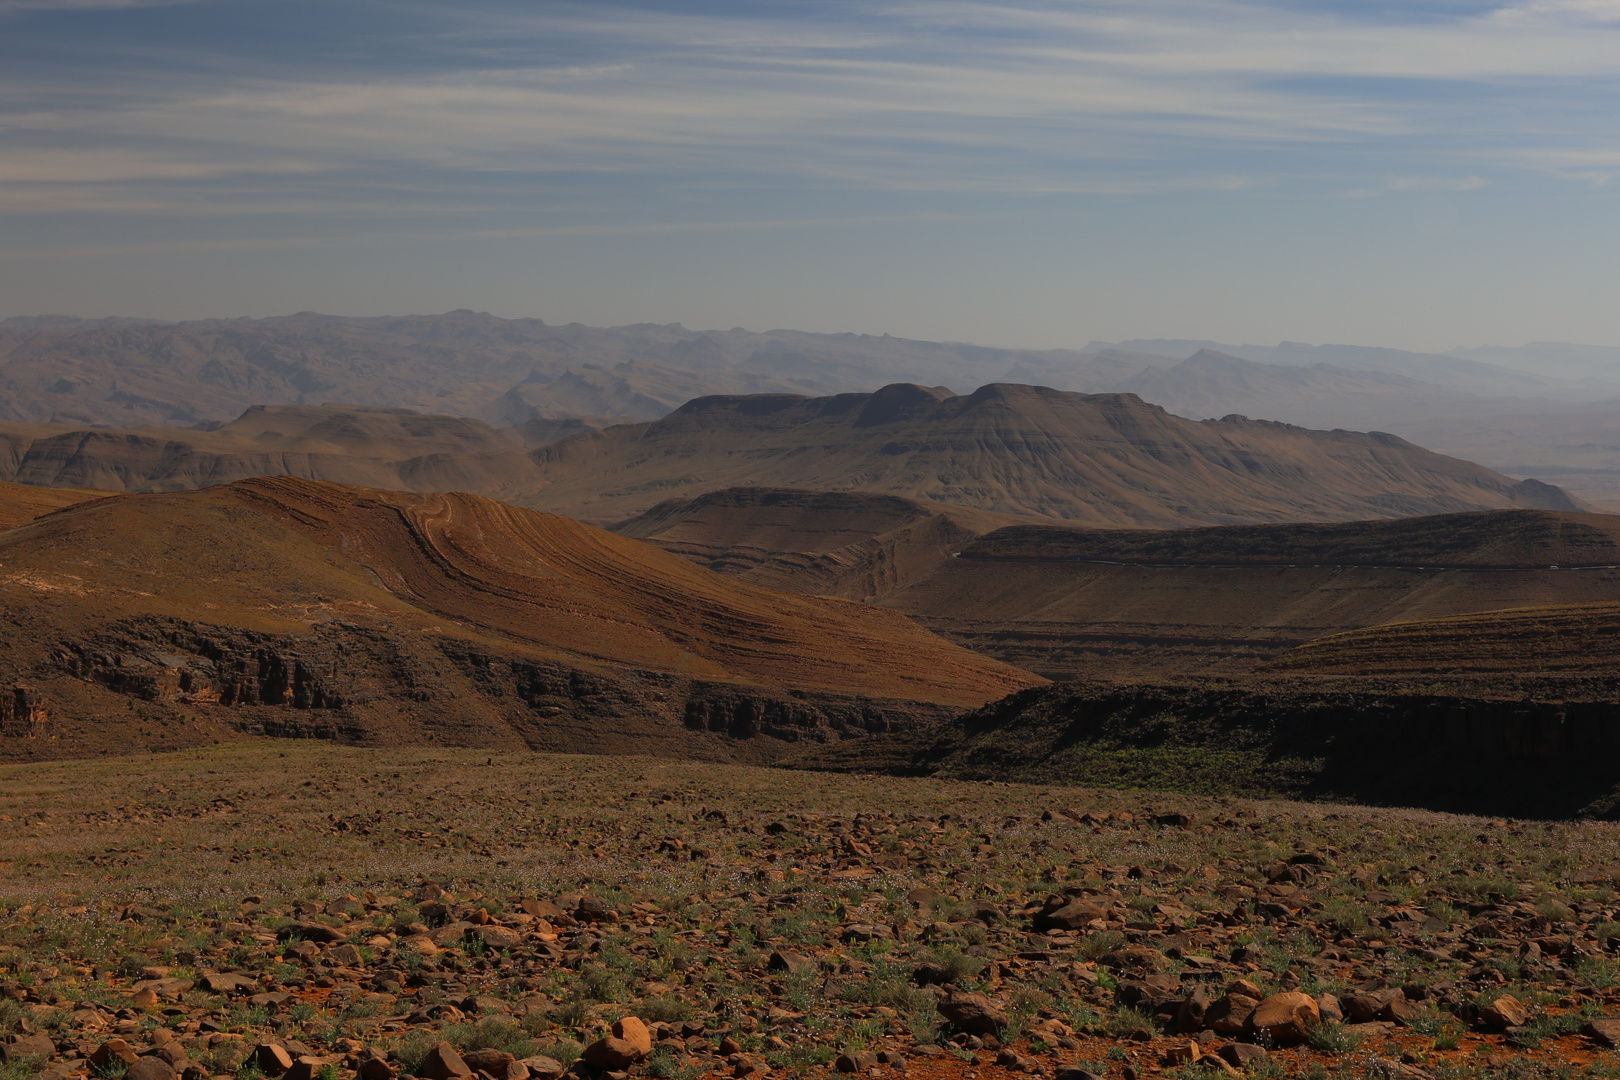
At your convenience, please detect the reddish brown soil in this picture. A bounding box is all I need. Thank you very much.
[0,477,1040,761]
[0,479,110,531]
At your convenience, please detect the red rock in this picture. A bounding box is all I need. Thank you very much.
[1249,992,1320,1044]
[461,1050,516,1074]
[254,1044,294,1077]
[937,992,1007,1034]
[419,1043,472,1080]
[126,1059,177,1080]
[1483,995,1530,1029]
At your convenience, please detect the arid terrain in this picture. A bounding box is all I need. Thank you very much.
[7,314,1620,1080]
[507,385,1577,526]
[0,477,1036,763]
[6,744,1620,1080]
[0,387,1579,530]
[611,500,1620,681]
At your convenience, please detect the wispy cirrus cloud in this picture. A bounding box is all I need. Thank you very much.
[5,0,1620,216]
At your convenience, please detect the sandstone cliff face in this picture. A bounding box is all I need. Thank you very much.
[32,616,953,761]
[0,685,47,738]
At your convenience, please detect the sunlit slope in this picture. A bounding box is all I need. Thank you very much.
[0,479,111,531]
[0,476,1037,706]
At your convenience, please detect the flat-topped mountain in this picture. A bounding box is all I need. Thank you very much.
[962,508,1620,568]
[1265,601,1620,676]
[0,477,1038,761]
[512,382,1582,524]
[882,509,1620,679]
[1,385,1577,530]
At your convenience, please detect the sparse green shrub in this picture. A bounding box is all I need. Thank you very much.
[639,995,693,1024]
[442,1017,534,1057]
[918,945,987,983]
[1303,1020,1363,1054]
[553,995,590,1032]
[1078,930,1125,961]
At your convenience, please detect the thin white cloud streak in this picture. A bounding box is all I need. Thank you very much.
[6,0,1620,210]
[0,210,978,258]
[0,0,195,13]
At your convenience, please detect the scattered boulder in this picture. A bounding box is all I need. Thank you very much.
[582,1017,652,1069]
[254,1044,295,1077]
[1249,992,1320,1044]
[200,972,257,995]
[126,1059,177,1080]
[518,1057,565,1080]
[418,1042,472,1080]
[1588,1018,1620,1050]
[91,1040,140,1070]
[283,1058,326,1080]
[1033,898,1107,932]
[473,925,524,951]
[461,1050,516,1075]
[1483,995,1531,1030]
[357,1057,396,1080]
[937,992,1006,1034]
[1205,993,1261,1035]
[1219,1043,1270,1068]
[767,950,814,976]
[0,1034,55,1063]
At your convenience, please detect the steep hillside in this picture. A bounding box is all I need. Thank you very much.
[613,487,1025,600]
[0,479,109,531]
[1265,602,1620,676]
[509,382,1583,524]
[881,510,1620,679]
[0,478,1039,761]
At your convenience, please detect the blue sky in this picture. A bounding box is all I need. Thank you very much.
[4,0,1620,351]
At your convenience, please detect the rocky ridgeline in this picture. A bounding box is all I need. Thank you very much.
[6,803,1620,1080]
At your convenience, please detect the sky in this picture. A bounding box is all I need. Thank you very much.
[4,0,1620,352]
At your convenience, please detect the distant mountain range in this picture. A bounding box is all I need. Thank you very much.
[6,310,1614,434]
[0,310,1145,429]
[7,309,1620,506]
[511,382,1579,525]
[0,384,1580,528]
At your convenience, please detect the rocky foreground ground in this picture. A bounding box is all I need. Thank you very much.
[4,745,1620,1080]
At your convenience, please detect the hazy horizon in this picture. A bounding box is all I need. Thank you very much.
[7,308,1620,362]
[6,1,1620,355]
